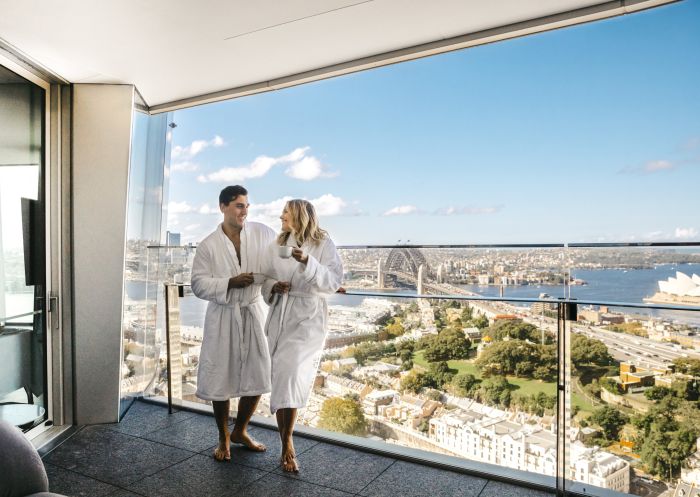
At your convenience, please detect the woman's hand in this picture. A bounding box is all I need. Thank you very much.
[291,248,308,264]
[272,281,291,294]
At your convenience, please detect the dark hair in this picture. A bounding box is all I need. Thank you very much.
[219,185,248,205]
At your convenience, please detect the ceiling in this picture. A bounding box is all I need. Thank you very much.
[0,0,676,111]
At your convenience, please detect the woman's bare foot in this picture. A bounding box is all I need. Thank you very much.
[230,430,267,452]
[213,435,231,462]
[281,451,299,473]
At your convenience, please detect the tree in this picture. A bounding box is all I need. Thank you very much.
[425,361,454,389]
[383,318,406,338]
[396,340,416,355]
[469,314,489,329]
[401,371,427,393]
[599,377,622,395]
[452,373,479,397]
[590,406,628,442]
[318,397,367,436]
[461,305,474,322]
[672,357,700,376]
[645,385,673,401]
[423,328,471,362]
[486,320,553,344]
[633,396,700,478]
[571,334,614,369]
[476,376,512,407]
[426,389,442,401]
[475,340,556,380]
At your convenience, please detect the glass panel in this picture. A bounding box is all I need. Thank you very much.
[0,63,47,431]
[564,245,700,496]
[148,243,700,495]
[146,244,562,490]
[120,110,173,414]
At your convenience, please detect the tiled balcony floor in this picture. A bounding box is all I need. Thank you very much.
[42,400,554,497]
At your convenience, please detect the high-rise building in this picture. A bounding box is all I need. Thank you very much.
[166,231,181,246]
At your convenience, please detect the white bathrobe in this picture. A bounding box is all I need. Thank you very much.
[262,234,343,413]
[192,221,276,401]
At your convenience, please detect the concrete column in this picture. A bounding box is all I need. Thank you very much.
[72,84,134,424]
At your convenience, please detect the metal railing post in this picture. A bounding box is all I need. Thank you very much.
[164,283,173,414]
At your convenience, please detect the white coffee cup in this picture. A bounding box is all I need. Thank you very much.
[253,273,265,284]
[278,246,293,258]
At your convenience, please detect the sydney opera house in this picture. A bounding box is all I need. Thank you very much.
[647,271,700,305]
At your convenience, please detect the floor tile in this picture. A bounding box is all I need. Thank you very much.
[103,401,196,437]
[273,442,395,494]
[141,413,221,453]
[44,426,193,486]
[478,480,555,497]
[242,473,354,497]
[200,425,318,470]
[45,463,120,497]
[106,490,147,497]
[359,460,488,497]
[126,454,266,497]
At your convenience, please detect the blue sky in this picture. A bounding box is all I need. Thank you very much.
[166,0,700,246]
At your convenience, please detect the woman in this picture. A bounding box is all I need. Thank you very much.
[262,199,343,472]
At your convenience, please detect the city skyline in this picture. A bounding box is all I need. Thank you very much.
[164,0,700,246]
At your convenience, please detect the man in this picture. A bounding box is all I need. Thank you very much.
[191,185,276,461]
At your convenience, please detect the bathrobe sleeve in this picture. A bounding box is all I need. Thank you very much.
[297,237,343,294]
[260,243,278,304]
[191,239,233,306]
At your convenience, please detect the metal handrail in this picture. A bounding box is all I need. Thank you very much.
[154,283,700,312]
[145,241,700,249]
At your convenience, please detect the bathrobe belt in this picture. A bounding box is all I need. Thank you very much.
[228,295,265,368]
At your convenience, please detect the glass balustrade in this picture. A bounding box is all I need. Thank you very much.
[124,243,700,496]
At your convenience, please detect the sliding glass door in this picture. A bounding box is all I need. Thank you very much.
[0,63,47,432]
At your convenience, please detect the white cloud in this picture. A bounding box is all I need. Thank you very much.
[433,205,503,216]
[383,205,418,216]
[167,201,194,214]
[675,227,698,239]
[198,156,277,183]
[644,160,673,173]
[248,194,351,228]
[645,231,665,240]
[197,146,337,183]
[171,135,225,161]
[310,194,347,216]
[285,155,338,181]
[184,224,201,232]
[198,203,218,215]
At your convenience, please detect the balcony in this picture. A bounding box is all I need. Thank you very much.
[112,243,700,497]
[41,398,553,497]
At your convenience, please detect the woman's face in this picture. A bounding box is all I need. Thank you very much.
[280,207,293,233]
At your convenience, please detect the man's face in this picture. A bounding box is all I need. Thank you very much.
[220,195,249,230]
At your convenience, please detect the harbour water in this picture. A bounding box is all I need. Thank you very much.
[122,263,700,328]
[460,263,700,325]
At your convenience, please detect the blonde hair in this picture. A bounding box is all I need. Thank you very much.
[277,199,328,247]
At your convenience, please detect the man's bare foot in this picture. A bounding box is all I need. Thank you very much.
[230,431,267,452]
[213,438,231,462]
[281,450,299,473]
